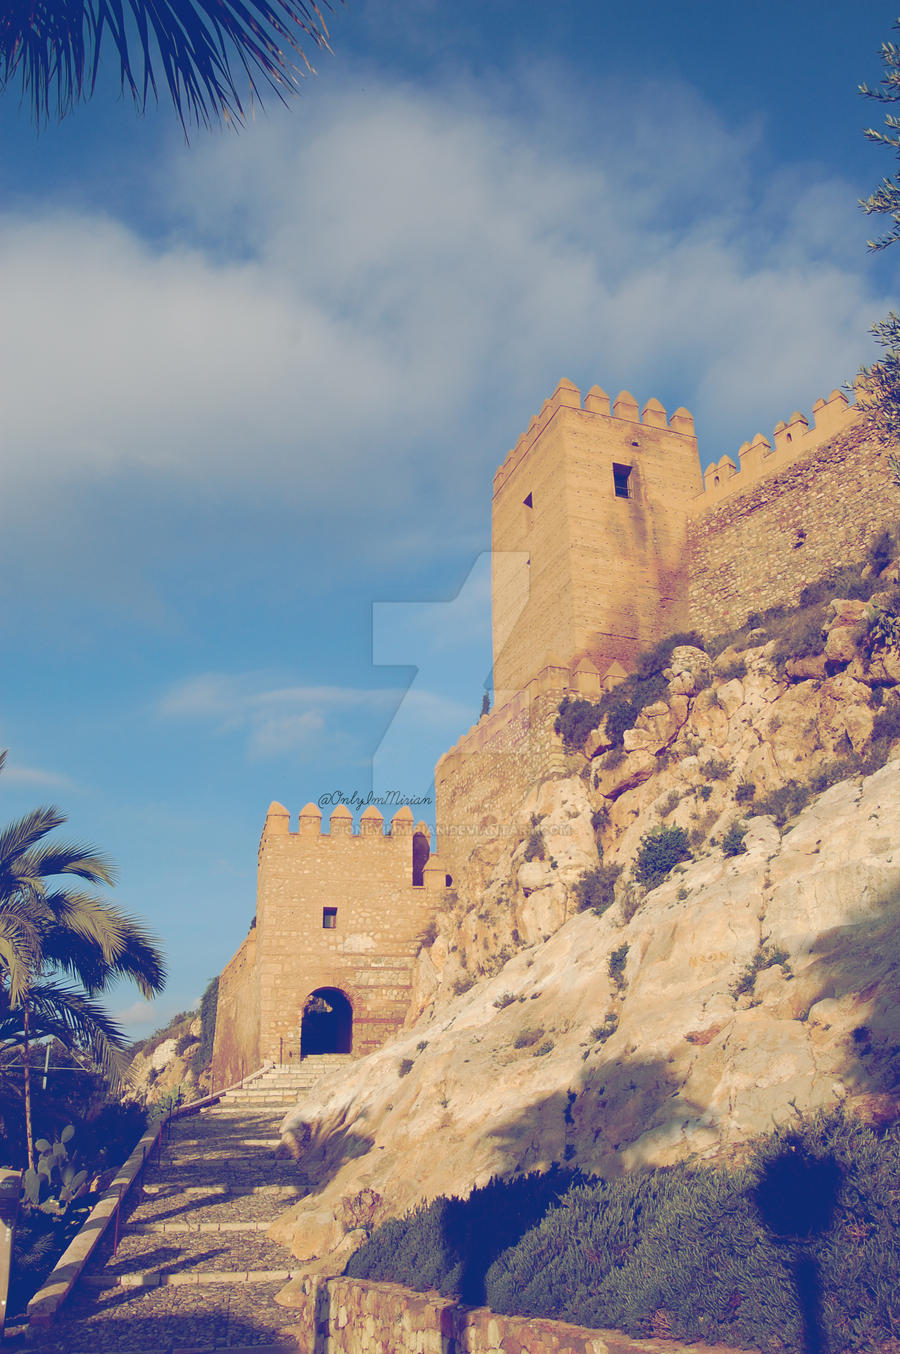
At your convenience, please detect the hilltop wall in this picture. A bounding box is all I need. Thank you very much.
[688,418,891,636]
[212,929,260,1089]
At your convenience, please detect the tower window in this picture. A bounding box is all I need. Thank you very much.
[523,492,533,508]
[613,464,632,499]
[322,907,337,929]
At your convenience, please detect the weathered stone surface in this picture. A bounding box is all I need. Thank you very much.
[664,645,712,697]
[273,761,900,1266]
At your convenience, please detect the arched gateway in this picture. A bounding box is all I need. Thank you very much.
[300,987,353,1056]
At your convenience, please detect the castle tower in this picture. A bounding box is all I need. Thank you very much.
[491,379,703,697]
[211,801,450,1086]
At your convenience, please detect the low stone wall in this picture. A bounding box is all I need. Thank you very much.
[282,1275,733,1354]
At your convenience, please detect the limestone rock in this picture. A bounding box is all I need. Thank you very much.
[824,623,865,665]
[664,645,712,696]
[593,749,656,799]
[785,654,827,681]
[268,759,900,1270]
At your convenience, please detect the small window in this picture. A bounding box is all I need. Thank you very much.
[613,464,632,499]
[523,491,533,531]
[523,492,533,508]
[322,907,337,929]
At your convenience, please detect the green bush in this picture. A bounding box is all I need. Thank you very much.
[573,864,622,916]
[633,826,691,891]
[721,820,749,857]
[591,1012,618,1044]
[523,830,546,862]
[730,943,791,1000]
[560,633,705,753]
[590,806,610,833]
[513,1027,544,1049]
[717,655,747,680]
[493,992,516,1010]
[700,757,730,780]
[350,1110,900,1353]
[607,944,628,991]
[555,697,605,752]
[868,527,898,572]
[753,780,813,827]
[734,780,756,804]
[191,977,218,1080]
[346,1167,577,1304]
[398,1059,414,1077]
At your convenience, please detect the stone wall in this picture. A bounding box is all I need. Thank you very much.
[210,929,259,1089]
[492,378,701,699]
[435,663,609,880]
[212,802,451,1085]
[688,421,894,637]
[281,1275,704,1354]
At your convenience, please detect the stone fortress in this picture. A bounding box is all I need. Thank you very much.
[212,375,889,1083]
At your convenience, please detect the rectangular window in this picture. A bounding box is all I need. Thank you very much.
[613,464,632,499]
[323,907,337,929]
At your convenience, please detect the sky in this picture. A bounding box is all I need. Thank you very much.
[0,0,896,1040]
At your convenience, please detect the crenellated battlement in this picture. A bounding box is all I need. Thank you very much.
[692,387,860,512]
[260,800,425,846]
[493,377,696,497]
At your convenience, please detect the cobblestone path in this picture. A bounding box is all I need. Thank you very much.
[8,1061,349,1354]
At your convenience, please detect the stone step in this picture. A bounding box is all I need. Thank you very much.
[82,1268,296,1289]
[139,1181,304,1198]
[133,1220,271,1233]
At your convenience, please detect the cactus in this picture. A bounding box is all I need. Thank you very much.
[21,1124,89,1215]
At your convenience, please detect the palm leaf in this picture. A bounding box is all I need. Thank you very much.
[0,806,67,877]
[0,0,337,131]
[20,840,116,887]
[0,980,128,1082]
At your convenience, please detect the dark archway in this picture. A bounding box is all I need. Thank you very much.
[300,987,353,1056]
[412,830,430,886]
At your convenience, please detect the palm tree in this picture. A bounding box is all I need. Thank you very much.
[0,751,166,1169]
[0,0,336,131]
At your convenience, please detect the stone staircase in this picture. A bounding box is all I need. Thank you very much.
[218,1056,351,1109]
[15,1057,350,1353]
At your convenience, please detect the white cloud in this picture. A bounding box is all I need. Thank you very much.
[0,759,76,790]
[0,65,889,527]
[157,672,404,757]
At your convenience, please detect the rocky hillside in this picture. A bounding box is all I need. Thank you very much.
[269,555,900,1280]
[127,1013,204,1106]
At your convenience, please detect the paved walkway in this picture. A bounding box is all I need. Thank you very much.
[8,1060,348,1354]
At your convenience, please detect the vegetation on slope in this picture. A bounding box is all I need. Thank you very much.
[349,1109,899,1353]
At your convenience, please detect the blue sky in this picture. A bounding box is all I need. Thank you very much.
[0,0,896,1038]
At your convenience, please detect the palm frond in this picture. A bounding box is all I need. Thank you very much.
[0,979,128,1083]
[37,893,166,995]
[21,840,116,887]
[0,0,337,131]
[0,806,67,877]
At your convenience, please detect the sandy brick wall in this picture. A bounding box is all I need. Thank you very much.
[492,379,701,698]
[283,1275,704,1354]
[688,423,894,637]
[435,685,573,879]
[211,930,260,1088]
[212,804,450,1082]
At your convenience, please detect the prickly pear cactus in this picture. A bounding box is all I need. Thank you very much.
[21,1125,88,1215]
